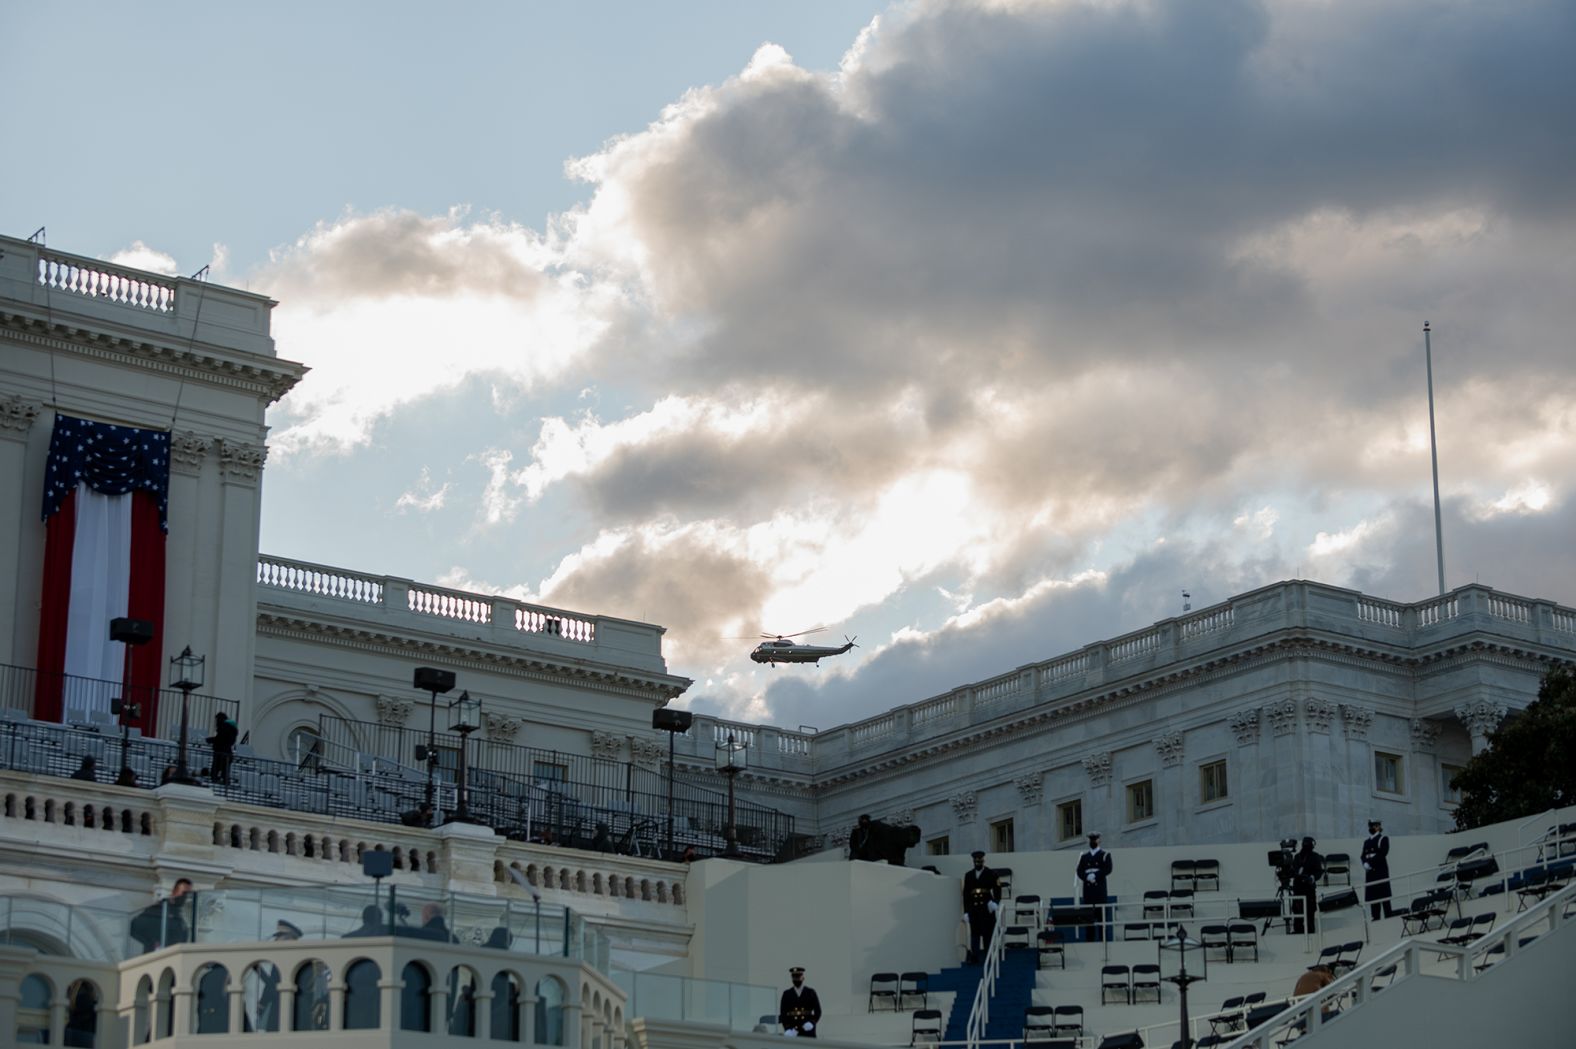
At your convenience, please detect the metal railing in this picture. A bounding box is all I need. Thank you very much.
[964,914,1008,1049]
[0,662,239,744]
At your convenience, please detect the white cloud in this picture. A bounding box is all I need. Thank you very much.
[394,468,451,514]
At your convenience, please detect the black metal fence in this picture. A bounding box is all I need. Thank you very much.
[317,714,795,860]
[0,662,239,744]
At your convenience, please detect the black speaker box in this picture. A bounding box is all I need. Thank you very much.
[1455,857,1500,881]
[652,708,694,732]
[110,617,155,645]
[1238,898,1283,920]
[413,667,456,693]
[1319,889,1360,913]
[1096,1033,1145,1049]
[361,850,394,879]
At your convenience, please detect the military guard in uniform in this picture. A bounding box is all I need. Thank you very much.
[962,850,1001,963]
[779,966,822,1037]
[1075,833,1113,940]
[1361,819,1394,920]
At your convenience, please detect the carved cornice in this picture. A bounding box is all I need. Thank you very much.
[950,791,978,824]
[1229,708,1261,746]
[254,612,690,701]
[1153,732,1184,768]
[217,438,268,482]
[1015,774,1045,806]
[170,430,212,470]
[0,308,305,405]
[1267,699,1299,737]
[1340,704,1374,741]
[1304,697,1337,734]
[1083,752,1112,787]
[0,393,41,436]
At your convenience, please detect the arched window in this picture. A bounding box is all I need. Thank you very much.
[19,974,52,1044]
[491,972,522,1042]
[64,979,100,1048]
[194,963,230,1033]
[292,961,331,1031]
[400,962,432,1032]
[447,966,478,1037]
[287,725,323,769]
[343,959,381,1030]
[133,976,152,1046]
[242,963,281,1033]
[156,968,177,1039]
[534,977,565,1046]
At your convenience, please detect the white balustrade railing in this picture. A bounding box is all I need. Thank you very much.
[913,692,964,726]
[1554,608,1576,634]
[1108,626,1163,663]
[407,583,492,624]
[1357,598,1406,627]
[1418,595,1458,626]
[1486,594,1531,623]
[257,556,385,604]
[712,722,758,749]
[974,673,1025,706]
[1181,604,1235,639]
[37,251,176,312]
[776,732,812,756]
[1040,651,1088,684]
[850,713,899,745]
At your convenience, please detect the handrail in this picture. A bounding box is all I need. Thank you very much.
[1222,880,1576,1049]
[963,911,1008,1049]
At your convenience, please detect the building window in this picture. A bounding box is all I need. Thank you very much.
[1056,800,1083,842]
[533,761,569,785]
[1200,760,1229,804]
[1126,779,1155,823]
[1375,751,1404,795]
[927,836,950,856]
[990,818,1015,853]
[1441,764,1463,805]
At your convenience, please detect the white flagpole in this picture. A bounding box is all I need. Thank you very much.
[1424,322,1446,595]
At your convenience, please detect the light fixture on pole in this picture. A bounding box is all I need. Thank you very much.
[652,707,694,859]
[413,667,455,824]
[168,646,205,785]
[447,691,480,823]
[109,617,154,786]
[1158,924,1207,1049]
[713,731,748,857]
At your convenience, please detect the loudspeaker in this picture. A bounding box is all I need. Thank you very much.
[1455,857,1500,882]
[1319,889,1360,913]
[652,708,694,732]
[1050,906,1098,926]
[413,667,456,694]
[1238,898,1283,920]
[362,850,394,879]
[1096,1033,1145,1049]
[110,617,155,645]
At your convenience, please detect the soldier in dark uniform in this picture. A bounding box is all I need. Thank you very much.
[778,966,822,1037]
[849,814,877,861]
[1290,836,1324,934]
[961,850,1001,963]
[1075,833,1113,940]
[1361,819,1394,920]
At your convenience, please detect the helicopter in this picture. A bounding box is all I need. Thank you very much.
[746,629,858,666]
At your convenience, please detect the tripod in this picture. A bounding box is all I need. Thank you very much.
[1263,874,1294,935]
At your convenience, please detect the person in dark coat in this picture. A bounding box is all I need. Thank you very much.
[130,878,194,953]
[207,713,238,785]
[1361,819,1394,919]
[418,902,454,942]
[1076,833,1114,940]
[344,905,386,938]
[961,850,1001,963]
[70,756,98,782]
[1290,837,1325,934]
[778,966,822,1037]
[849,814,877,861]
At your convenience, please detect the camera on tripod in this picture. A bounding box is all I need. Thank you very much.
[1267,838,1297,888]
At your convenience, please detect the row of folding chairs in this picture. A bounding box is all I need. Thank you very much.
[1142,889,1196,920]
[1024,1004,1083,1040]
[1197,922,1259,962]
[1101,963,1162,1005]
[1169,859,1222,892]
[1207,991,1269,1036]
[1314,939,1364,974]
[869,971,928,1011]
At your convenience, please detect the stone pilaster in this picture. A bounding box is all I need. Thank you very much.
[1454,700,1507,755]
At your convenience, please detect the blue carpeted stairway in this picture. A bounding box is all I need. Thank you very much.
[927,948,1041,1043]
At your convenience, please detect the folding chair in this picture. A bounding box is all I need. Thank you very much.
[1131,964,1162,1004]
[869,972,899,1012]
[1167,889,1195,919]
[1193,859,1222,892]
[995,868,1014,900]
[1314,944,1343,969]
[1171,859,1197,892]
[911,1009,943,1047]
[1200,924,1232,963]
[1014,894,1044,928]
[1123,921,1152,941]
[1208,996,1246,1036]
[1003,924,1032,950]
[1323,852,1352,887]
[1370,964,1398,993]
[1036,928,1066,969]
[1227,922,1259,962]
[1143,890,1170,921]
[899,972,928,1010]
[1331,941,1363,975]
[1052,1005,1084,1038]
[1025,1006,1057,1041]
[1101,964,1133,1005]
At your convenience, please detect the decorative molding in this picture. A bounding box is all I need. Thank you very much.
[373,695,413,727]
[0,393,42,436]
[1304,697,1337,734]
[886,808,916,826]
[481,712,522,743]
[170,430,212,470]
[1340,704,1375,741]
[1267,699,1299,737]
[589,731,623,761]
[950,791,978,824]
[628,736,665,769]
[1083,752,1112,787]
[1411,719,1442,753]
[1228,708,1261,746]
[1153,732,1184,768]
[217,438,268,482]
[1453,700,1508,740]
[1014,774,1045,806]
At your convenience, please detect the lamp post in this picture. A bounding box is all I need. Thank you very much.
[1159,925,1207,1049]
[168,646,205,785]
[413,667,456,823]
[652,708,694,859]
[109,618,154,786]
[447,691,480,823]
[713,731,748,857]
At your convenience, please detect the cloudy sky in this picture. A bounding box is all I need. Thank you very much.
[5,0,1574,731]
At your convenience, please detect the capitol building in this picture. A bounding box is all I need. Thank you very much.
[1,232,1572,1047]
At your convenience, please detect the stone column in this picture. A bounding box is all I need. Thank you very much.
[228,983,246,1034]
[475,988,495,1040]
[379,976,402,1032]
[1454,700,1507,755]
[172,987,196,1036]
[564,999,584,1049]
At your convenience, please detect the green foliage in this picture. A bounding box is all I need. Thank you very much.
[1452,668,1576,830]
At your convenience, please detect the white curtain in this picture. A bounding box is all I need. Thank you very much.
[62,483,132,717]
